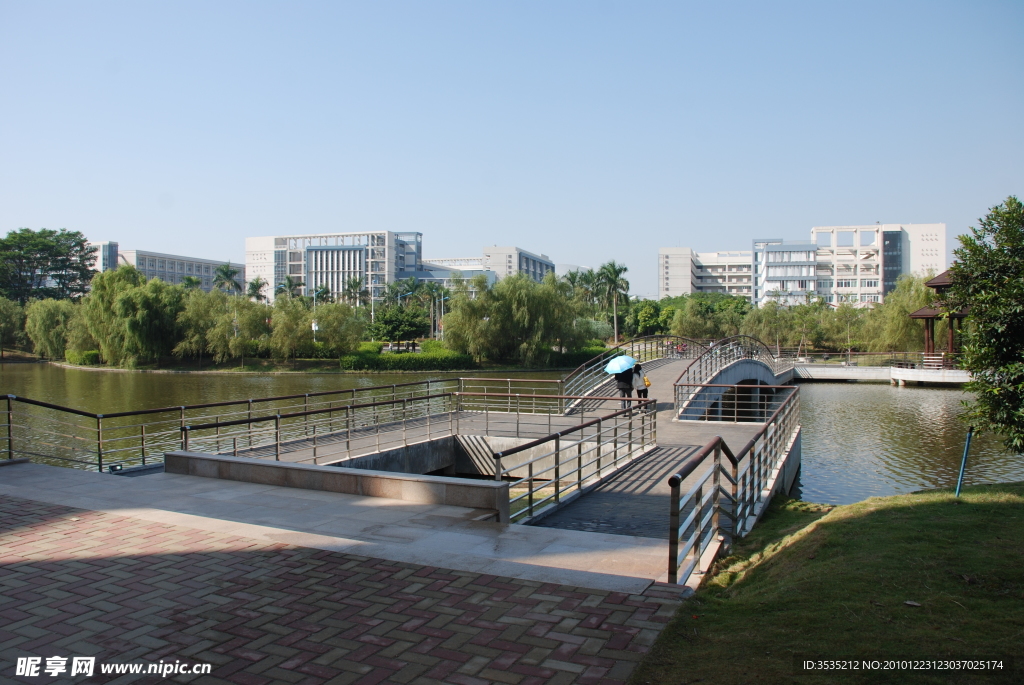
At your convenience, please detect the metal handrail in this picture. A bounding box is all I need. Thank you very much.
[672,336,794,414]
[562,335,706,409]
[667,388,800,585]
[491,400,658,523]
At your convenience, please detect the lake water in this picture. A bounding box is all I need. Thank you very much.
[795,382,1023,505]
[1,364,1020,506]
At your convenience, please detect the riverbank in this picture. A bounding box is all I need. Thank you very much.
[44,359,579,375]
[631,484,1024,684]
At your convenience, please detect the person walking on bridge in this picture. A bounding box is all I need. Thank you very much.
[614,368,634,408]
[632,363,650,411]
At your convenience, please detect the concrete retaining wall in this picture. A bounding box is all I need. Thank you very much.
[890,367,971,385]
[325,437,458,475]
[164,451,510,523]
[792,365,890,381]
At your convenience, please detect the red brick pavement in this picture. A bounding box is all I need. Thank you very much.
[0,495,681,684]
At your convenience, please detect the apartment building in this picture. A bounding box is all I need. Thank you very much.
[658,247,753,301]
[810,224,947,304]
[246,231,422,302]
[119,250,244,293]
[425,246,555,283]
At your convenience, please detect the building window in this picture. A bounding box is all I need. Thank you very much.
[861,279,879,288]
[861,294,880,303]
[817,279,834,288]
[836,279,856,288]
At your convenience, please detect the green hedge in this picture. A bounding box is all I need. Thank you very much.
[67,350,101,365]
[339,349,476,371]
[549,346,607,368]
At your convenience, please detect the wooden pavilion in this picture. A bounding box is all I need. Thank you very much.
[908,270,967,355]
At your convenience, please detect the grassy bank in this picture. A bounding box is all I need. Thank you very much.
[632,484,1024,684]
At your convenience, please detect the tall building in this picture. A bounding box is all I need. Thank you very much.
[425,247,555,283]
[246,231,422,303]
[119,250,244,293]
[88,241,119,272]
[751,239,818,306]
[810,224,946,304]
[658,248,753,301]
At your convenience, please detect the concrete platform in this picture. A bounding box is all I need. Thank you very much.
[0,461,669,593]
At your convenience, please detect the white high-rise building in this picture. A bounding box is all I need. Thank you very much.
[246,231,422,303]
[658,247,753,301]
[810,223,946,304]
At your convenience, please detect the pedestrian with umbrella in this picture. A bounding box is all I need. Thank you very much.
[605,355,637,409]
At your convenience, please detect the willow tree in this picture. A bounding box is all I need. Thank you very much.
[444,273,587,365]
[25,298,76,359]
[82,266,185,367]
[174,289,227,368]
[861,275,938,352]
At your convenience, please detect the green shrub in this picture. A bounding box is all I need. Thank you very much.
[359,341,384,354]
[67,349,101,365]
[418,340,446,354]
[339,348,474,371]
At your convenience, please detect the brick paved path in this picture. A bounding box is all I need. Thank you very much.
[0,495,681,685]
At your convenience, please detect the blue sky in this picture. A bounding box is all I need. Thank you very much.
[1,1,1021,297]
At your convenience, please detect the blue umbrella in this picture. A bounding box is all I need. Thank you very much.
[604,355,637,374]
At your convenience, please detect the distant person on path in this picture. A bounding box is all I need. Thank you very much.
[614,368,634,409]
[633,363,650,411]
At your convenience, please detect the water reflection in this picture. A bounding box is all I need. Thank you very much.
[0,363,562,414]
[797,382,1023,505]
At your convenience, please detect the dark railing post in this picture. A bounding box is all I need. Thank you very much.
[179,407,186,450]
[668,475,681,584]
[6,396,13,459]
[140,424,146,465]
[182,426,190,451]
[96,416,104,472]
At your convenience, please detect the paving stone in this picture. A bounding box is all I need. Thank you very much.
[0,494,680,683]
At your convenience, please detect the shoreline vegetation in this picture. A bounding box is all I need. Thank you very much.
[631,483,1024,685]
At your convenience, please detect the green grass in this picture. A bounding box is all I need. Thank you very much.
[631,484,1024,684]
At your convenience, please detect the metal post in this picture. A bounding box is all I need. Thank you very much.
[528,461,534,517]
[233,437,237,457]
[955,426,974,498]
[215,416,221,453]
[313,425,318,462]
[248,399,253,448]
[554,435,561,504]
[179,407,186,450]
[668,478,681,584]
[403,399,408,447]
[274,415,281,461]
[141,424,147,464]
[596,419,603,479]
[182,426,189,451]
[5,396,12,459]
[97,416,104,472]
[577,438,583,490]
[304,395,309,436]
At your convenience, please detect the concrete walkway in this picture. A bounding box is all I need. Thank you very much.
[536,359,763,539]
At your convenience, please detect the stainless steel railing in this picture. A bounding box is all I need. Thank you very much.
[673,336,794,414]
[562,335,705,409]
[667,388,800,585]
[492,399,657,524]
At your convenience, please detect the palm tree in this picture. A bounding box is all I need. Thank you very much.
[597,262,630,344]
[275,275,301,298]
[246,276,268,302]
[181,276,202,290]
[213,263,242,294]
[343,277,369,306]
